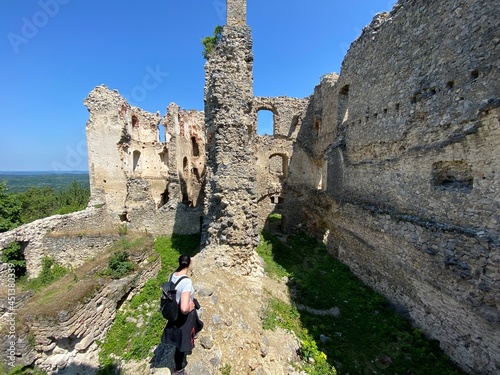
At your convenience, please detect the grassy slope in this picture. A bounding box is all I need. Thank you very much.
[258,231,466,375]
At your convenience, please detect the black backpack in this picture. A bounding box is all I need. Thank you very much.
[160,275,188,321]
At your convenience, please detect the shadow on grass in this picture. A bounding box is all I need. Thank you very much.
[259,230,466,375]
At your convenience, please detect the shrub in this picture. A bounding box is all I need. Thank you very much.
[106,251,135,279]
[1,241,26,279]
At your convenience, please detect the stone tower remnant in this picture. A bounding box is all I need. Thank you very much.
[201,0,260,275]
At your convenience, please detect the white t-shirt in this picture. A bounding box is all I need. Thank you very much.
[170,273,194,304]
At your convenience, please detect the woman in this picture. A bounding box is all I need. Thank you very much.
[161,254,202,375]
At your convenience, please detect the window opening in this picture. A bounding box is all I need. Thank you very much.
[183,157,189,175]
[338,85,350,124]
[160,149,168,166]
[193,167,201,182]
[257,110,274,136]
[269,154,288,178]
[132,115,139,127]
[158,124,166,142]
[191,137,200,157]
[133,151,141,171]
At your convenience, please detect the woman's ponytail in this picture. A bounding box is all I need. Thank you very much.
[176,253,191,272]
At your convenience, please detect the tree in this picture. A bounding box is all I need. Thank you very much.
[0,182,22,232]
[19,186,58,223]
[202,25,223,59]
[56,180,89,214]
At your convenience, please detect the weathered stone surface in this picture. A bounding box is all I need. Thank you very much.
[0,244,161,373]
[202,19,261,276]
[84,85,204,236]
[282,0,499,373]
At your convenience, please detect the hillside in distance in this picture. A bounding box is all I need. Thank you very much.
[0,171,90,193]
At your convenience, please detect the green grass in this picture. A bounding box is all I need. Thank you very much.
[258,231,465,375]
[18,257,69,292]
[96,233,201,373]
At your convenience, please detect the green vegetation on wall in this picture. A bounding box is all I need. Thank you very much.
[202,25,223,59]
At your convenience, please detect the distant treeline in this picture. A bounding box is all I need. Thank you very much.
[0,172,89,193]
[0,177,90,233]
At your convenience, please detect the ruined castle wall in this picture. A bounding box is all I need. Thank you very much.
[253,96,309,226]
[164,104,206,207]
[85,86,203,236]
[286,0,499,373]
[253,96,308,138]
[0,209,117,278]
[85,86,130,214]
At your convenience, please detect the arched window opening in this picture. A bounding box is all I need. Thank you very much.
[257,109,275,136]
[191,137,200,157]
[338,85,350,124]
[132,115,139,127]
[266,213,284,233]
[133,150,141,171]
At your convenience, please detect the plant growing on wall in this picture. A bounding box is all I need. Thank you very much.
[117,126,131,146]
[202,25,223,59]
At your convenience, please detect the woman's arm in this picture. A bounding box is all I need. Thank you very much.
[179,290,195,314]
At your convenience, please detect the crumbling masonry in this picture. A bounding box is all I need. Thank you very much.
[0,0,498,373]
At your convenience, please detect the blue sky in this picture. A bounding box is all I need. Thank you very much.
[0,0,396,172]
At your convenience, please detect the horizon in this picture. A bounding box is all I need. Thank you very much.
[0,170,89,174]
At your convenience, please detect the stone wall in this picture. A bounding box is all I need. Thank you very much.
[0,241,160,373]
[253,97,309,227]
[85,86,204,236]
[284,0,499,373]
[0,209,117,279]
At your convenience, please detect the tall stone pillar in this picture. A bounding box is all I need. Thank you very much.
[201,0,260,275]
[226,0,246,26]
